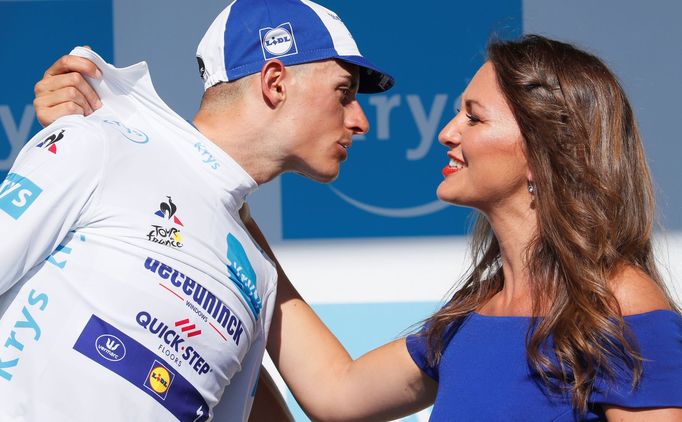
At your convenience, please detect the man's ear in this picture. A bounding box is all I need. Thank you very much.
[260,59,287,108]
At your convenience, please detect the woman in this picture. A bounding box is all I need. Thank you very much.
[34,35,682,420]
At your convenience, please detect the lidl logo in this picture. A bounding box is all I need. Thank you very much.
[144,360,174,400]
[260,23,298,59]
[0,173,42,219]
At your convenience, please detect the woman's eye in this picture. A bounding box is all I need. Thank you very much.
[466,113,481,124]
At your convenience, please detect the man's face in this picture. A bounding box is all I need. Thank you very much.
[280,60,369,183]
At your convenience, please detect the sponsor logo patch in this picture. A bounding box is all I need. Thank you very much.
[136,310,212,376]
[259,22,298,59]
[193,142,220,170]
[102,119,149,144]
[95,334,126,362]
[147,196,184,249]
[73,315,209,421]
[145,360,174,399]
[0,289,49,382]
[143,257,246,345]
[226,233,262,319]
[36,129,65,154]
[0,173,43,219]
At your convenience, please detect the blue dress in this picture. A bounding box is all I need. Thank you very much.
[406,310,682,421]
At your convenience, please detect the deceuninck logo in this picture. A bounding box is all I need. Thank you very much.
[259,22,298,59]
[0,173,43,220]
[226,233,262,320]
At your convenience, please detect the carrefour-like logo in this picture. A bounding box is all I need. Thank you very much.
[226,234,262,320]
[0,173,43,219]
[102,119,149,144]
[259,23,298,59]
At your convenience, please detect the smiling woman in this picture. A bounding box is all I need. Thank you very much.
[413,35,682,420]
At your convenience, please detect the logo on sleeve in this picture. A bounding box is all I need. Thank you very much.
[102,119,149,144]
[226,233,262,320]
[260,23,298,59]
[36,129,65,154]
[0,173,43,219]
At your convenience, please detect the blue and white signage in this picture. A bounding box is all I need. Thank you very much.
[0,0,113,183]
[281,1,523,238]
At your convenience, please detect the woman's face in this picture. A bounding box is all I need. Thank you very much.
[436,62,530,212]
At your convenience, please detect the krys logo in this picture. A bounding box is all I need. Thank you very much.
[0,289,49,381]
[95,334,126,362]
[260,23,298,59]
[226,233,262,320]
[147,196,184,249]
[36,129,65,154]
[0,173,43,220]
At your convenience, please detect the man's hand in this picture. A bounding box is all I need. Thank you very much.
[34,52,102,127]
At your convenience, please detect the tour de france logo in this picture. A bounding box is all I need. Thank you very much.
[147,196,184,249]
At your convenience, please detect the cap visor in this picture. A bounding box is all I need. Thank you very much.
[337,55,395,93]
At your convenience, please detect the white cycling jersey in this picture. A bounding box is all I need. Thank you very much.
[0,48,277,422]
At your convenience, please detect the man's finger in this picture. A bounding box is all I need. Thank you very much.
[35,72,101,111]
[34,101,86,127]
[35,84,94,114]
[44,54,102,80]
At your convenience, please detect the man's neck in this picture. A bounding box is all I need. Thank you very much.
[192,110,283,185]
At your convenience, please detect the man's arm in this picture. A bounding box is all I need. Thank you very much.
[0,117,105,295]
[240,205,437,421]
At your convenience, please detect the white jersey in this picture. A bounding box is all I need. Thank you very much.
[0,48,277,422]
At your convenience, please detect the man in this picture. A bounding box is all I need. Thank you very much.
[0,0,393,420]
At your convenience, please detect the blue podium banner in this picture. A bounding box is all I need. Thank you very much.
[0,0,113,182]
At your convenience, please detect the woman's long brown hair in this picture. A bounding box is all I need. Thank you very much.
[424,35,679,413]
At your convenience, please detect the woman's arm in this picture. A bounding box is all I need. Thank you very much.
[605,406,682,421]
[240,205,437,421]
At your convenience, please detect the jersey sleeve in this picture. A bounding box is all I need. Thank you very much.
[589,310,682,408]
[0,115,106,295]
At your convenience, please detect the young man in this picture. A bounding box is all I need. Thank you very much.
[0,0,393,420]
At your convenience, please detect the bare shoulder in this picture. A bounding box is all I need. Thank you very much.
[609,265,673,316]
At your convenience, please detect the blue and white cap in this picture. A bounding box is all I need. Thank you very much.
[196,0,395,93]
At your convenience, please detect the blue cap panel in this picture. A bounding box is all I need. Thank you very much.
[224,0,336,81]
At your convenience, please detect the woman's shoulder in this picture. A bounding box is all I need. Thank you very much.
[609,265,675,316]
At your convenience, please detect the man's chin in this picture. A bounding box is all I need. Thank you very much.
[295,167,340,184]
